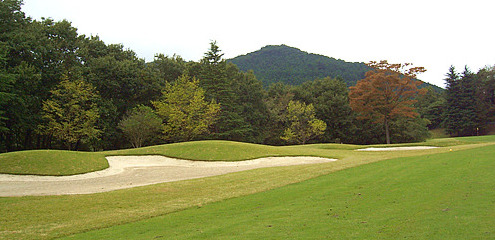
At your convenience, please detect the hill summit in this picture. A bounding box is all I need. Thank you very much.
[228,45,370,87]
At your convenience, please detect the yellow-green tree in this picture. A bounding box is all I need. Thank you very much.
[281,100,327,144]
[39,77,101,150]
[153,74,220,142]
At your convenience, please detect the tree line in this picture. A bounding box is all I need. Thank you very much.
[1,0,493,152]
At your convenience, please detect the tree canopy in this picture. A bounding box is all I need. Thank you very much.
[153,74,220,142]
[349,61,426,144]
[281,100,327,144]
[39,77,101,150]
[118,105,162,148]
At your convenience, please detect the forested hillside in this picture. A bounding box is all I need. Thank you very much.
[229,45,368,87]
[229,45,442,91]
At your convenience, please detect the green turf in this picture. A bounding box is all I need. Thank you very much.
[62,144,495,239]
[0,150,108,176]
[2,136,493,176]
[0,137,494,239]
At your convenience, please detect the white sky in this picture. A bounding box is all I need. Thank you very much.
[22,0,495,88]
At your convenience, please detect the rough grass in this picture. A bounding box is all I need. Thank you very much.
[63,144,495,239]
[429,128,450,138]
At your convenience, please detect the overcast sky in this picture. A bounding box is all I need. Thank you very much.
[22,0,495,88]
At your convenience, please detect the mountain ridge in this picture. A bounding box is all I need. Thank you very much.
[228,44,369,87]
[228,45,442,91]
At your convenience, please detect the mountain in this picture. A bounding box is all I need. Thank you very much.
[229,45,442,91]
[228,45,369,87]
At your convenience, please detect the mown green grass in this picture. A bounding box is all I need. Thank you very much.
[0,136,494,239]
[63,144,495,239]
[2,135,494,176]
[0,150,108,176]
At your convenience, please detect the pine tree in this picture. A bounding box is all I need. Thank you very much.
[197,41,252,141]
[444,66,480,136]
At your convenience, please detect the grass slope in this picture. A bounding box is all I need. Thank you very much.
[1,135,494,176]
[64,144,495,239]
[0,150,108,176]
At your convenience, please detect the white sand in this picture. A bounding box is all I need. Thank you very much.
[356,146,438,151]
[0,156,336,197]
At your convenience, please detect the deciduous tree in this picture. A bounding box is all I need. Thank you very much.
[39,77,101,150]
[293,77,354,143]
[281,100,326,144]
[349,60,426,144]
[153,74,220,142]
[118,105,162,148]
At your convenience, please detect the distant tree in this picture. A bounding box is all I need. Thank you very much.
[39,77,101,150]
[118,105,162,148]
[475,66,495,130]
[0,44,14,134]
[153,74,220,142]
[150,53,186,82]
[196,41,252,140]
[264,82,294,145]
[293,77,354,143]
[443,66,481,136]
[349,60,426,144]
[414,87,446,129]
[281,100,327,144]
[229,67,270,143]
[83,43,161,149]
[389,116,431,143]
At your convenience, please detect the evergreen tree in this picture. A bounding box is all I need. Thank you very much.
[230,68,270,143]
[475,67,495,129]
[414,87,445,129]
[444,66,480,136]
[197,41,252,141]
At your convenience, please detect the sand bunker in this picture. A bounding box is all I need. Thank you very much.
[357,146,438,151]
[0,156,336,197]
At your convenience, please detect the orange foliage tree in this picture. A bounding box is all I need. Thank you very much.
[349,60,426,144]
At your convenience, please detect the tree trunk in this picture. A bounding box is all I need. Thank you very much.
[385,117,390,144]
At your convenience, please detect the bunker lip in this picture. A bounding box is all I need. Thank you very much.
[356,146,439,151]
[0,156,336,196]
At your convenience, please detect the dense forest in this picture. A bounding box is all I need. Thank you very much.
[229,45,369,87]
[0,0,494,152]
[229,45,443,92]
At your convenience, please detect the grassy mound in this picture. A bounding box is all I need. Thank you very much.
[0,150,108,176]
[1,136,494,176]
